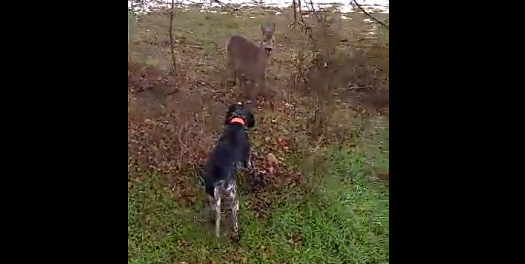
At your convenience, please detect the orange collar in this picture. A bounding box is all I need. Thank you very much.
[230,117,245,126]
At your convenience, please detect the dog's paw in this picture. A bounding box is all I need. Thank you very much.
[230,233,241,243]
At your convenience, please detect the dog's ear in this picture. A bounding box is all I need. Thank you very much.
[224,103,236,125]
[246,110,255,128]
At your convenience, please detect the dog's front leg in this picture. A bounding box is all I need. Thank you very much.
[242,145,256,178]
[243,156,255,178]
[243,150,264,188]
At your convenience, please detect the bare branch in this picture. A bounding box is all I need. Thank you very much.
[351,0,389,30]
[202,0,241,12]
[292,0,297,25]
[169,0,176,74]
[211,0,228,7]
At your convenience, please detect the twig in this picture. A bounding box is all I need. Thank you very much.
[128,8,132,62]
[169,0,176,74]
[211,0,227,6]
[292,0,297,26]
[307,0,321,23]
[346,85,372,90]
[197,0,240,12]
[351,0,389,30]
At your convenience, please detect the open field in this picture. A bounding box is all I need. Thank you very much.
[128,4,389,263]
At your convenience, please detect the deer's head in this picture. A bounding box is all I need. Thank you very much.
[260,23,276,53]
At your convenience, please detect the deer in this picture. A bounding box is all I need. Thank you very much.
[226,23,276,105]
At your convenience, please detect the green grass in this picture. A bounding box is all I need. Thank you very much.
[128,145,389,264]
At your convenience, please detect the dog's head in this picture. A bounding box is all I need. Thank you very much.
[224,102,255,129]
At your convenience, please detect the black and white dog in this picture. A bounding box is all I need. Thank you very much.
[200,102,258,241]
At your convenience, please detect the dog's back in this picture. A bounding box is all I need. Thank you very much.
[202,124,247,196]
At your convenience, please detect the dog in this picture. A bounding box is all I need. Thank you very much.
[200,102,259,241]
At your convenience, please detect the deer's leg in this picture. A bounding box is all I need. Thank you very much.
[259,75,267,99]
[226,55,237,87]
[231,70,237,87]
[239,76,251,104]
[247,80,257,105]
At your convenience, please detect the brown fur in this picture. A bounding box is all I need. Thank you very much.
[227,23,276,104]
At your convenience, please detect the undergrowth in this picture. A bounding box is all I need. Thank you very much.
[128,145,389,264]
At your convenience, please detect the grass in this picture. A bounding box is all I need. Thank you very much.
[128,3,389,263]
[128,144,389,264]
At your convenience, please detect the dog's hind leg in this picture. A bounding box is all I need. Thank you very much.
[227,181,240,241]
[208,187,222,238]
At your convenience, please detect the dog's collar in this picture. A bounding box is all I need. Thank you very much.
[229,117,245,126]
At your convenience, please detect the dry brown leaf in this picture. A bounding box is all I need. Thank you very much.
[267,153,279,165]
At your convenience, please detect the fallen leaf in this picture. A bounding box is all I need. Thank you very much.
[267,153,279,165]
[268,166,275,175]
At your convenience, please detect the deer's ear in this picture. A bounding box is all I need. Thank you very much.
[224,104,236,124]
